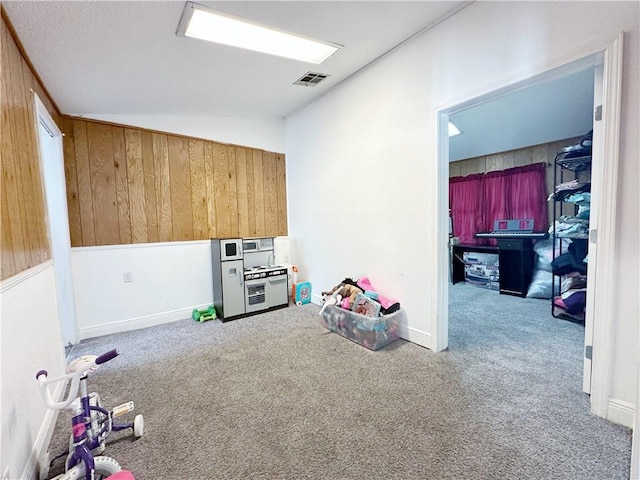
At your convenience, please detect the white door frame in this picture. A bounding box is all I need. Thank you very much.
[434,33,623,422]
[34,93,78,346]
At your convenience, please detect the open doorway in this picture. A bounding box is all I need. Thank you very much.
[435,35,623,422]
[34,93,77,349]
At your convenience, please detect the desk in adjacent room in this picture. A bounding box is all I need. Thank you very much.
[452,239,536,297]
[451,243,499,285]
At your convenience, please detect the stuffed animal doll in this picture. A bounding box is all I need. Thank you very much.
[322,278,363,310]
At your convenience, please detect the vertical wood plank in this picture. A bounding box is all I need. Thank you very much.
[227,146,239,238]
[514,147,533,166]
[62,117,83,246]
[1,185,16,278]
[125,129,148,243]
[73,120,97,245]
[7,34,41,267]
[275,154,288,236]
[141,131,158,243]
[262,151,278,236]
[212,143,231,237]
[167,136,193,241]
[1,32,28,272]
[245,150,256,237]
[234,147,250,237]
[189,139,207,240]
[204,142,216,238]
[20,57,49,265]
[153,133,173,242]
[87,122,120,245]
[112,127,132,244]
[252,149,265,237]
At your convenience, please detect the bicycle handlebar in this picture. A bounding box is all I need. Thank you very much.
[96,349,118,365]
[36,349,120,410]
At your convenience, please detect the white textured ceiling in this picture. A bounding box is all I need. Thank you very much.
[3,0,469,117]
[4,1,594,160]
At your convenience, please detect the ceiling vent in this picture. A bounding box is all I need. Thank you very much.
[293,72,330,87]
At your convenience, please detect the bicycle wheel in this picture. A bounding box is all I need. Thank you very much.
[64,456,121,480]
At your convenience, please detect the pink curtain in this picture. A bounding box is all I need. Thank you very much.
[480,171,510,246]
[449,163,548,245]
[506,163,548,233]
[449,173,483,244]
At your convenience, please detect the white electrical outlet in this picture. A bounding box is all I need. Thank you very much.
[123,272,133,283]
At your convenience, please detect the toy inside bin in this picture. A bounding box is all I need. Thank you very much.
[293,282,312,305]
[321,305,401,350]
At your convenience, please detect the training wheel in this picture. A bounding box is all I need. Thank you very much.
[133,414,144,438]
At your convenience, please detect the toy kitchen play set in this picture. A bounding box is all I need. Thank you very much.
[211,238,289,321]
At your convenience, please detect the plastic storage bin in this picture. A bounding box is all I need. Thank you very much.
[320,305,401,351]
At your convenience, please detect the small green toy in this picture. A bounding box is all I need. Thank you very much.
[192,306,216,322]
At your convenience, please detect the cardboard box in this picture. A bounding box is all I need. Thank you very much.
[463,252,499,290]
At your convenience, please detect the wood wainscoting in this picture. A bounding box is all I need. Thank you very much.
[61,117,288,247]
[1,12,60,280]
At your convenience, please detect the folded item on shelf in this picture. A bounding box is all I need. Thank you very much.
[561,288,587,315]
[568,238,589,264]
[547,181,591,202]
[564,192,591,205]
[549,219,589,239]
[552,251,587,276]
[561,273,588,293]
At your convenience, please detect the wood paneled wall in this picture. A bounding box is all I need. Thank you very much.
[61,117,288,247]
[1,13,60,280]
[449,137,582,223]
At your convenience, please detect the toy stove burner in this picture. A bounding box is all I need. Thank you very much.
[243,265,288,280]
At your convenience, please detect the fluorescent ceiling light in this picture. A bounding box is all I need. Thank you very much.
[448,121,462,137]
[177,2,342,64]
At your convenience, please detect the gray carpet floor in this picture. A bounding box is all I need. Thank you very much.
[47,283,632,479]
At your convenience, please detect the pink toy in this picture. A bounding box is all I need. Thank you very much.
[107,472,136,480]
[357,277,399,310]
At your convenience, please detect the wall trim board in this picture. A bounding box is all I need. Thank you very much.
[0,260,52,294]
[72,239,211,253]
[78,304,212,340]
[61,115,284,155]
[398,324,432,350]
[607,398,635,429]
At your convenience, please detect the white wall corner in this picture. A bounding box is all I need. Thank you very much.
[607,398,635,429]
[21,382,64,480]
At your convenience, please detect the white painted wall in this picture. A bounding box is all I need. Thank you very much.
[71,241,214,339]
[82,114,285,153]
[70,238,292,339]
[1,264,66,479]
[285,0,639,422]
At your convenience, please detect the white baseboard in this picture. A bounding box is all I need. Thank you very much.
[607,398,635,428]
[398,324,432,349]
[78,304,211,340]
[310,293,323,306]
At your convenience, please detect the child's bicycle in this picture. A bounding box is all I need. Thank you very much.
[36,349,143,480]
